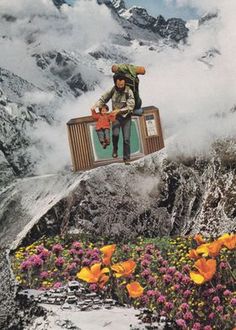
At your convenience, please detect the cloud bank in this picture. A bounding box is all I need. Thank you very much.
[1,0,235,173]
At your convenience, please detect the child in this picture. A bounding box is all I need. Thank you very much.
[91,105,115,149]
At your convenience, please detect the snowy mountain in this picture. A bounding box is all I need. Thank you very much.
[0,1,236,328]
[0,0,189,185]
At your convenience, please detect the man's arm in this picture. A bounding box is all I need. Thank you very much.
[92,88,114,109]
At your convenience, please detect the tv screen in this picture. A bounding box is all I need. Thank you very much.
[88,118,143,162]
[67,106,164,171]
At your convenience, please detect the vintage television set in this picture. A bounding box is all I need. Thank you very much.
[67,106,164,171]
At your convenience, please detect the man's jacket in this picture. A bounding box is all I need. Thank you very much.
[94,86,135,117]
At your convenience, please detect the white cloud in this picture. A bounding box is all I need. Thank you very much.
[134,0,236,158]
[1,0,236,173]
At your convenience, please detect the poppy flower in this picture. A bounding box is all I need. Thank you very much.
[196,240,222,257]
[100,244,116,265]
[111,260,136,278]
[218,233,236,250]
[126,281,144,298]
[190,258,216,284]
[77,263,109,288]
[188,249,199,259]
[194,234,205,245]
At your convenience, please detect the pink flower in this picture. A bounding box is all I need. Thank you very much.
[40,271,49,279]
[157,295,166,303]
[72,241,81,249]
[219,262,227,269]
[183,311,193,320]
[182,275,191,285]
[141,259,150,268]
[146,290,156,297]
[29,255,43,267]
[192,323,201,330]
[230,298,236,306]
[145,244,154,254]
[212,296,220,305]
[180,303,189,311]
[163,274,172,283]
[140,295,149,304]
[208,313,215,320]
[140,268,151,278]
[165,302,174,310]
[36,245,45,254]
[223,289,232,296]
[216,305,223,313]
[176,319,187,328]
[69,248,77,255]
[182,264,191,272]
[203,326,212,330]
[159,267,167,274]
[173,284,180,291]
[77,249,84,257]
[147,276,156,285]
[20,260,31,270]
[55,257,65,267]
[82,258,90,266]
[53,282,62,289]
[216,284,224,290]
[183,290,192,298]
[174,271,183,280]
[39,249,50,260]
[167,266,176,275]
[143,253,152,261]
[89,283,98,292]
[208,288,215,294]
[67,262,77,271]
[52,243,63,254]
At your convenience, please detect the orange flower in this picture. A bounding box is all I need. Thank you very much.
[188,249,199,259]
[100,244,116,265]
[196,240,222,257]
[218,233,236,250]
[190,258,216,284]
[126,281,144,298]
[111,260,136,278]
[194,234,205,245]
[77,263,109,288]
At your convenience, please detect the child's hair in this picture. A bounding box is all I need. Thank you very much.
[99,104,109,113]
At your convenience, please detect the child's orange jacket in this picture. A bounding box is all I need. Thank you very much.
[91,110,116,130]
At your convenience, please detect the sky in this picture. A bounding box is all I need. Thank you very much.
[125,0,199,20]
[66,0,199,20]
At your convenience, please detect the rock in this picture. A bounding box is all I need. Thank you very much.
[62,303,72,310]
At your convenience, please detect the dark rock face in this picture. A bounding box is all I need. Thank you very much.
[52,0,67,9]
[152,16,189,42]
[32,51,90,97]
[100,1,189,42]
[0,249,45,330]
[199,11,218,25]
[4,143,234,249]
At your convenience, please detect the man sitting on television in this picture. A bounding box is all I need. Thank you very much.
[91,73,135,165]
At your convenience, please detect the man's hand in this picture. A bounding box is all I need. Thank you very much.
[112,108,121,115]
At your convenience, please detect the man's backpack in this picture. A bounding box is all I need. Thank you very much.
[112,64,145,110]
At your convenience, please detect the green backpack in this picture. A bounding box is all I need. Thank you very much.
[113,64,142,110]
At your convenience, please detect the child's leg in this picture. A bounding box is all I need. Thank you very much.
[96,129,104,145]
[104,129,110,145]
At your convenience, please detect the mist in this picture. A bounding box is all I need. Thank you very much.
[1,0,236,174]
